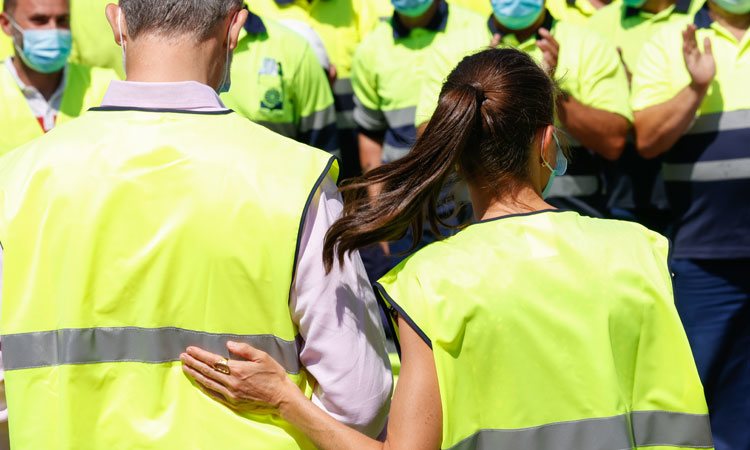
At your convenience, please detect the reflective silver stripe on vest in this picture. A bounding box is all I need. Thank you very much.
[545,175,599,197]
[333,78,353,97]
[447,412,712,450]
[383,107,417,130]
[663,157,750,182]
[353,97,387,131]
[632,411,713,448]
[383,143,410,163]
[687,109,750,135]
[299,106,337,133]
[2,327,302,374]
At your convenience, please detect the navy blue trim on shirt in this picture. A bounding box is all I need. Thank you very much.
[392,2,450,39]
[373,282,433,350]
[299,123,339,152]
[476,208,571,224]
[625,0,692,18]
[244,10,268,35]
[89,106,234,115]
[487,10,555,40]
[694,4,713,29]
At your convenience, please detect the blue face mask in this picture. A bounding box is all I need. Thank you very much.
[541,133,567,199]
[218,13,238,94]
[9,17,72,74]
[392,0,434,18]
[491,0,545,31]
[623,0,648,8]
[711,0,750,14]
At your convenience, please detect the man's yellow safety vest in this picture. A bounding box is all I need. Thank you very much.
[0,108,338,449]
[0,62,116,156]
[377,210,713,450]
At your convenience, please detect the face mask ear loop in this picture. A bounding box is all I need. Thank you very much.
[541,130,555,173]
[6,15,25,53]
[117,8,126,74]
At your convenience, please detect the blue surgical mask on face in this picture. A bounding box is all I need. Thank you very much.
[9,17,72,74]
[392,0,434,18]
[711,0,750,14]
[491,0,545,31]
[541,133,567,199]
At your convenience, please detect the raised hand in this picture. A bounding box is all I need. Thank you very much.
[536,28,559,76]
[682,24,716,90]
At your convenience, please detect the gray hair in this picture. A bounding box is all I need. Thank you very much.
[120,0,243,41]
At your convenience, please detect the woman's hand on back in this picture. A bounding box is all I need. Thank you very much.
[180,341,302,413]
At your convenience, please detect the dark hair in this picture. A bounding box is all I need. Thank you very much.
[119,0,243,41]
[323,48,558,271]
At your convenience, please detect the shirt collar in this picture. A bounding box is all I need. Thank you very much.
[693,3,713,29]
[487,10,555,41]
[624,0,692,18]
[392,2,450,39]
[4,57,67,102]
[100,80,227,112]
[244,10,268,35]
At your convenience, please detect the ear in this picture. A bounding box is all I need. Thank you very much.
[0,13,14,38]
[105,4,126,47]
[540,124,557,168]
[228,9,249,51]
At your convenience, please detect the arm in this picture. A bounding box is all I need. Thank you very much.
[633,25,715,159]
[557,96,630,161]
[294,44,340,155]
[182,315,443,450]
[359,130,384,174]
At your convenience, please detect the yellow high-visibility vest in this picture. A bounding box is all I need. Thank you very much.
[377,210,713,450]
[0,61,117,155]
[0,107,338,449]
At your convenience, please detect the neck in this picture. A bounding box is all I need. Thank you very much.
[642,0,675,14]
[124,36,221,87]
[12,56,63,100]
[469,183,553,222]
[709,2,750,40]
[397,1,441,29]
[492,11,547,43]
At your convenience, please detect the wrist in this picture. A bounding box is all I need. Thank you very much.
[688,80,710,97]
[276,377,307,418]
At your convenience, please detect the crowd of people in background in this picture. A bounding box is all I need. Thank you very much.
[0,0,748,449]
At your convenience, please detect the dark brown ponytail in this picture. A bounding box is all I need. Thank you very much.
[323,48,557,271]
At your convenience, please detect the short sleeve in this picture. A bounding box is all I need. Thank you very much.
[631,25,691,111]
[375,260,433,349]
[352,41,387,131]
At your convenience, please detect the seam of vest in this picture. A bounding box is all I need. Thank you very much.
[373,283,402,359]
[373,281,432,349]
[88,106,234,116]
[475,208,570,225]
[288,155,338,305]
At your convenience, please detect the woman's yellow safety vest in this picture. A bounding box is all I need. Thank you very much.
[376,210,713,450]
[0,108,338,449]
[0,62,117,156]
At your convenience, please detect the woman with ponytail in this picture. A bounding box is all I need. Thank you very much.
[181,48,712,450]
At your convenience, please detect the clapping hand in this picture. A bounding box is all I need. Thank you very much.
[682,24,716,91]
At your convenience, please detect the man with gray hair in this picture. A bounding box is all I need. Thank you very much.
[0,1,392,448]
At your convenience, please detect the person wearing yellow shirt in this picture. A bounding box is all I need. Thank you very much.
[68,0,124,77]
[449,0,610,21]
[0,0,117,155]
[588,0,696,231]
[417,0,631,218]
[631,1,750,448]
[246,0,388,178]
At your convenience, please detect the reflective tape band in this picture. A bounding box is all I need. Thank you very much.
[688,109,750,135]
[383,107,417,130]
[333,78,353,97]
[336,110,356,130]
[2,327,302,374]
[663,158,750,182]
[299,106,337,133]
[353,97,387,131]
[545,175,600,198]
[632,411,713,448]
[448,411,712,450]
[383,143,410,163]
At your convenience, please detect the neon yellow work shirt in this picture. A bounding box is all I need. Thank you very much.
[447,0,492,15]
[222,13,338,155]
[547,0,599,24]
[588,0,696,69]
[69,0,124,77]
[353,4,486,162]
[631,7,750,259]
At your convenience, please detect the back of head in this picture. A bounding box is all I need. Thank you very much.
[119,0,243,41]
[324,48,557,270]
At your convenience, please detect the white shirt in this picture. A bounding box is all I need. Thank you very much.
[4,57,66,132]
[0,81,392,446]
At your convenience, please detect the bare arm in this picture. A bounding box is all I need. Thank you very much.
[359,131,384,174]
[633,25,716,159]
[557,96,629,161]
[181,316,442,450]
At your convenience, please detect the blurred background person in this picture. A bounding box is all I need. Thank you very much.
[0,0,391,448]
[416,0,632,218]
[588,0,698,232]
[447,0,611,24]
[182,48,712,450]
[0,0,117,155]
[221,10,339,156]
[631,1,750,448]
[246,0,391,178]
[69,0,124,76]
